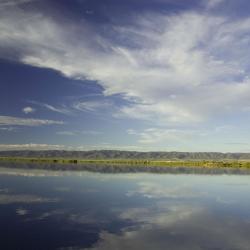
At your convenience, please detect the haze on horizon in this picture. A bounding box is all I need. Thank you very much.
[1,0,250,152]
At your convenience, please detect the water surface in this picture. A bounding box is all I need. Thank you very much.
[0,165,250,250]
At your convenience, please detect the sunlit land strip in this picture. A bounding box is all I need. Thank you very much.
[1,157,250,170]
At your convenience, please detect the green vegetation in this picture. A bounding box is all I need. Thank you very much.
[1,156,250,170]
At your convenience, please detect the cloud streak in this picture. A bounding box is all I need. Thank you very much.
[0,143,68,151]
[30,101,73,115]
[56,130,102,136]
[0,115,63,126]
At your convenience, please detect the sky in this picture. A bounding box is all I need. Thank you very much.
[1,0,250,152]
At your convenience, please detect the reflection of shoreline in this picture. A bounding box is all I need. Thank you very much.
[1,162,250,175]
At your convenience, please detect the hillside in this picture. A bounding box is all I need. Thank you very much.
[0,150,249,160]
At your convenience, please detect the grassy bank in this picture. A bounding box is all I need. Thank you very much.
[1,156,250,169]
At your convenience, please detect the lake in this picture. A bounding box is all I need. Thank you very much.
[1,164,250,250]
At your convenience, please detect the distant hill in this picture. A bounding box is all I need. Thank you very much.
[0,150,250,160]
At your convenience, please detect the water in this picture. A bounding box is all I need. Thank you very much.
[0,165,250,250]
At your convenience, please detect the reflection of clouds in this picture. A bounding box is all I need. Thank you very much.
[55,187,98,194]
[0,167,97,178]
[84,180,250,250]
[0,188,9,193]
[58,247,85,250]
[0,168,64,177]
[1,167,250,250]
[0,194,59,204]
[0,167,78,177]
[33,209,68,221]
[119,203,201,228]
[127,182,202,199]
[0,167,145,180]
[216,196,236,205]
[81,189,98,193]
[69,213,107,225]
[29,209,106,226]
[55,187,72,192]
[0,167,140,181]
[84,205,250,250]
[16,207,28,216]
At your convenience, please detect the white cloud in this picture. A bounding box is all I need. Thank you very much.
[0,143,68,151]
[56,130,102,136]
[75,144,151,151]
[30,101,72,115]
[126,129,137,135]
[127,128,195,144]
[0,115,63,126]
[22,106,35,114]
[0,127,17,131]
[81,130,102,135]
[1,3,250,127]
[56,131,77,136]
[0,0,33,9]
[30,99,112,115]
[73,100,113,112]
[206,0,225,9]
[40,104,71,115]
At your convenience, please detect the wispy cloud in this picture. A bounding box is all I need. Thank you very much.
[206,0,225,9]
[30,101,73,115]
[0,127,17,131]
[0,115,63,127]
[0,0,33,9]
[73,100,113,112]
[81,130,102,135]
[40,104,71,115]
[29,99,113,116]
[127,128,195,145]
[224,142,250,146]
[56,131,77,136]
[56,130,102,136]
[1,2,250,128]
[22,106,35,114]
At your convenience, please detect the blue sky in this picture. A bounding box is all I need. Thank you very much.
[1,0,250,152]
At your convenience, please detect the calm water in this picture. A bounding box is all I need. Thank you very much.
[1,165,250,250]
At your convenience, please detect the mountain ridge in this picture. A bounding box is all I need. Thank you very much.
[0,150,249,160]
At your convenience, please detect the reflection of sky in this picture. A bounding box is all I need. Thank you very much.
[0,168,250,249]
